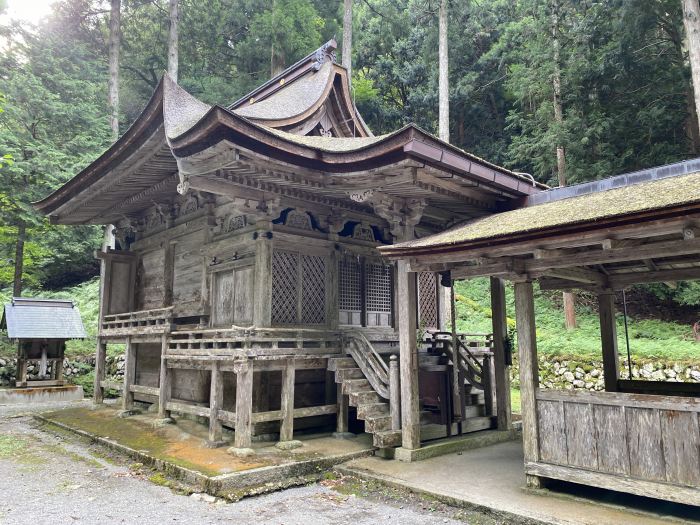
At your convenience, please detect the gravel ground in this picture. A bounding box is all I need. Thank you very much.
[0,401,493,525]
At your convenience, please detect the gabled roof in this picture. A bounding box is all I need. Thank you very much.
[33,43,545,226]
[1,298,87,340]
[229,39,371,137]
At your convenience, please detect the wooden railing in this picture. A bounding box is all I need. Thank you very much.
[342,331,400,430]
[529,389,700,506]
[426,331,494,391]
[343,332,390,399]
[100,306,174,336]
[167,326,341,357]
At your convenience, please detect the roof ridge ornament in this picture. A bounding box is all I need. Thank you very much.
[312,40,337,71]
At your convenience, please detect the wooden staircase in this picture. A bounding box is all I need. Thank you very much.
[328,356,402,448]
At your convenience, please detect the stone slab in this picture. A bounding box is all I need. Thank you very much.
[0,385,83,405]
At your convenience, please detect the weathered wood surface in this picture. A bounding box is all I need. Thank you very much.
[234,359,253,448]
[597,292,619,392]
[525,461,700,507]
[122,337,136,410]
[397,260,420,449]
[209,362,224,443]
[279,359,295,441]
[490,277,511,431]
[515,281,539,466]
[535,388,700,491]
[94,340,107,403]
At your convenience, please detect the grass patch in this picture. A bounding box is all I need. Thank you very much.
[454,278,699,362]
[0,434,27,458]
[510,388,521,414]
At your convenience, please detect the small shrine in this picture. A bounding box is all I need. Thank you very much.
[1,298,86,387]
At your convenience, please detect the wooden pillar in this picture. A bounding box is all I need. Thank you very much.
[162,241,175,307]
[208,362,224,445]
[158,333,172,419]
[514,281,541,488]
[54,357,64,383]
[490,277,512,430]
[94,340,107,403]
[122,337,136,411]
[279,358,295,442]
[326,248,339,329]
[253,229,272,327]
[38,344,48,378]
[598,291,619,392]
[389,354,401,430]
[234,358,254,449]
[397,260,420,450]
[336,383,348,433]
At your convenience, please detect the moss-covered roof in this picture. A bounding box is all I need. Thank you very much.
[384,171,700,252]
[234,62,333,121]
[262,125,393,152]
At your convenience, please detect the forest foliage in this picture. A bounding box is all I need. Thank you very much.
[1,0,699,307]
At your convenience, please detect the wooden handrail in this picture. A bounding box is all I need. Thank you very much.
[342,331,390,400]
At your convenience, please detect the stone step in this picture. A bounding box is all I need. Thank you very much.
[349,390,382,406]
[335,368,364,382]
[327,357,356,372]
[373,429,402,448]
[364,414,392,433]
[342,378,370,395]
[357,402,389,419]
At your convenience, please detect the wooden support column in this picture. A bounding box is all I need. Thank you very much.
[490,277,512,430]
[162,241,175,307]
[598,291,619,392]
[279,359,295,442]
[253,229,272,327]
[208,362,225,446]
[93,340,107,403]
[157,350,172,420]
[234,358,254,449]
[326,248,339,329]
[397,260,420,450]
[121,337,136,412]
[336,383,349,434]
[389,355,401,430]
[514,281,541,488]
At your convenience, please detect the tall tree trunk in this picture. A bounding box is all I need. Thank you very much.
[683,0,700,134]
[552,0,576,329]
[342,0,352,82]
[168,0,179,81]
[108,0,121,141]
[12,221,25,298]
[438,0,449,142]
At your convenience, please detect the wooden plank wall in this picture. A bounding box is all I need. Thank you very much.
[536,389,700,487]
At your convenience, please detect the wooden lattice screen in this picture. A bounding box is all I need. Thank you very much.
[339,257,362,325]
[365,262,392,326]
[418,272,439,329]
[271,250,327,325]
[339,256,393,327]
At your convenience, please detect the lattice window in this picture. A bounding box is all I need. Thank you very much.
[271,250,327,325]
[366,263,392,313]
[271,251,299,324]
[301,255,326,324]
[339,258,362,311]
[418,272,439,329]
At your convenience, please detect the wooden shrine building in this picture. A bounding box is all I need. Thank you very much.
[1,298,87,387]
[34,40,540,452]
[380,161,700,504]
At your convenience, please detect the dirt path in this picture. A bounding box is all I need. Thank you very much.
[0,402,498,525]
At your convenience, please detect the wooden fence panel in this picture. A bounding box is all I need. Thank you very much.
[538,400,567,464]
[626,407,666,482]
[660,410,700,486]
[593,405,629,475]
[564,402,597,469]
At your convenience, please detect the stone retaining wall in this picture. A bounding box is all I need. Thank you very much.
[510,355,700,391]
[0,355,125,387]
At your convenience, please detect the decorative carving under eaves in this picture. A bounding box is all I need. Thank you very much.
[327,211,346,235]
[285,209,313,230]
[247,196,282,224]
[113,224,136,249]
[348,189,375,203]
[224,214,247,233]
[182,193,199,216]
[365,191,426,240]
[352,223,375,242]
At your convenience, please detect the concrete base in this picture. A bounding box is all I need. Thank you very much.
[332,432,356,440]
[275,440,303,450]
[227,447,256,458]
[396,429,520,462]
[0,385,83,405]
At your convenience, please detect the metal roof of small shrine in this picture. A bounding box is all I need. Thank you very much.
[1,298,87,340]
